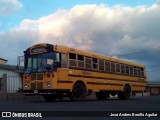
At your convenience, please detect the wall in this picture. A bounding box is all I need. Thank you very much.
[0,73,44,101]
[150,87,160,96]
[0,69,22,93]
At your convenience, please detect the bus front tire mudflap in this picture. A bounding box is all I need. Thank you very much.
[96,91,109,100]
[118,85,131,100]
[43,94,58,102]
[69,83,86,101]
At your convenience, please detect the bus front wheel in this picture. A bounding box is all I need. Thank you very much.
[69,83,86,101]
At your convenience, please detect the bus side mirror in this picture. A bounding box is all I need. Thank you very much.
[17,56,24,70]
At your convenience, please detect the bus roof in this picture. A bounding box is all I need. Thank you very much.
[28,43,145,68]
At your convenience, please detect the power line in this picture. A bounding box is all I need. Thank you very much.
[113,46,160,57]
[148,65,160,68]
[146,69,160,72]
[147,66,160,69]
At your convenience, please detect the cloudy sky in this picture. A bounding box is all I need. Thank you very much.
[0,0,160,82]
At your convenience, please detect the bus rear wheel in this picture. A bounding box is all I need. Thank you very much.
[96,91,109,100]
[118,85,131,100]
[69,83,86,101]
[43,94,57,102]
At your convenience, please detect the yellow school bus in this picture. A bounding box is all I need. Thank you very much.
[22,43,147,101]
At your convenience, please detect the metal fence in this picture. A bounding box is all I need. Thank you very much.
[0,74,44,101]
[7,75,21,93]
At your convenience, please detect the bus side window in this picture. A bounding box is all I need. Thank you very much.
[121,64,125,74]
[105,61,110,72]
[85,57,91,69]
[125,65,129,75]
[137,67,141,76]
[134,67,137,76]
[130,66,134,75]
[116,63,120,73]
[111,62,115,73]
[99,59,104,71]
[69,53,76,67]
[78,55,84,68]
[61,53,68,68]
[92,58,98,70]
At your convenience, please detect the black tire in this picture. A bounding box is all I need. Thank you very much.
[69,83,86,101]
[96,91,109,100]
[118,85,131,100]
[43,94,57,102]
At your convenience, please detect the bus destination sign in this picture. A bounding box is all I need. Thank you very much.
[31,47,46,53]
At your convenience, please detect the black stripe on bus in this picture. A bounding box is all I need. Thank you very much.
[69,67,146,78]
[57,80,73,83]
[68,74,146,83]
[87,82,123,86]
[131,85,146,87]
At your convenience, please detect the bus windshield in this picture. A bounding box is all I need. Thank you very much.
[24,52,59,73]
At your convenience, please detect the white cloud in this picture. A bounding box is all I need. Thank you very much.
[0,3,160,81]
[0,0,23,16]
[18,3,160,55]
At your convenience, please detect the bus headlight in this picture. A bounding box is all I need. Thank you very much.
[47,82,51,88]
[24,84,29,88]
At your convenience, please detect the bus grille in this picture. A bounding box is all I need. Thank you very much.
[31,74,36,80]
[31,82,43,90]
[31,73,43,80]
[37,73,43,80]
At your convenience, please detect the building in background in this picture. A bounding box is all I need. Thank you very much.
[0,58,23,100]
[147,81,160,96]
[0,58,8,64]
[0,64,22,93]
[0,58,43,101]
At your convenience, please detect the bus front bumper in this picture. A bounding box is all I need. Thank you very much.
[22,89,70,95]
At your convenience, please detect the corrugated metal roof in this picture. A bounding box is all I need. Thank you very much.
[0,64,23,73]
[0,58,8,62]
